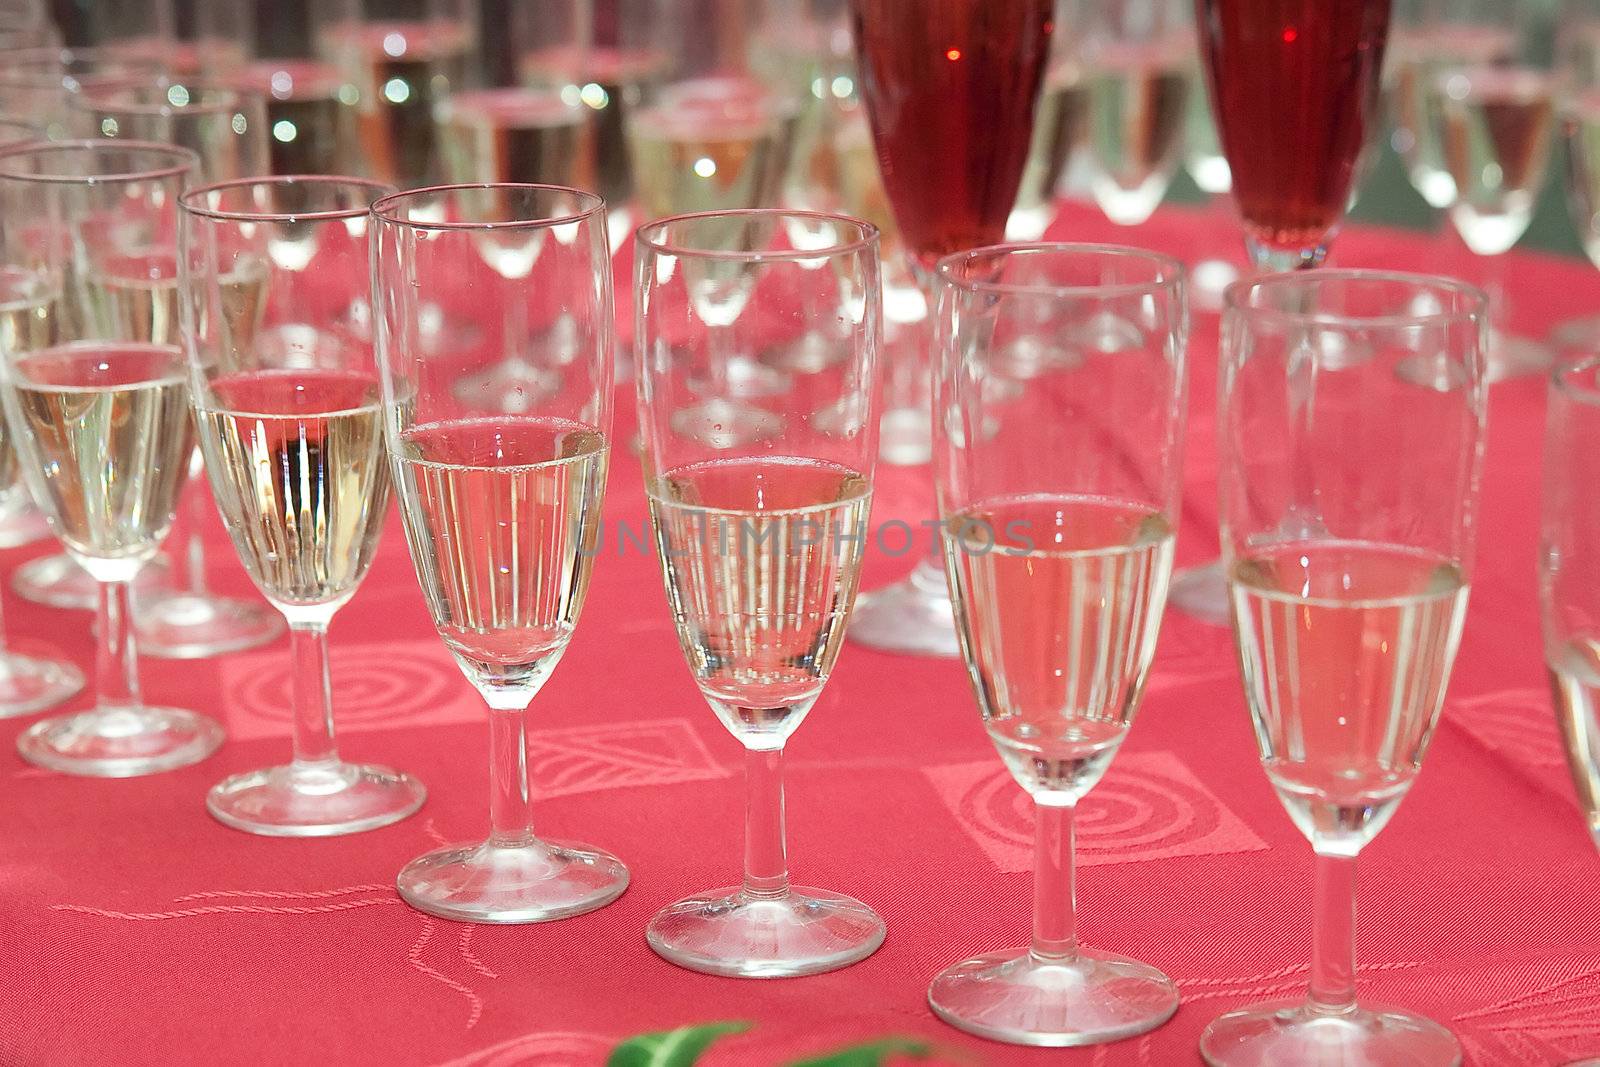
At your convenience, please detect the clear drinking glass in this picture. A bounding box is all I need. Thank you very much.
[1006,0,1088,242]
[1418,0,1554,380]
[925,244,1185,1045]
[0,140,224,776]
[1541,356,1600,853]
[76,81,270,183]
[1551,6,1600,354]
[375,183,627,923]
[1200,270,1487,1067]
[182,175,425,836]
[635,209,886,977]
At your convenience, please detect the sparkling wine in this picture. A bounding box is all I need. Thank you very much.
[944,495,1173,797]
[392,416,608,696]
[85,249,268,351]
[1085,41,1189,224]
[1197,0,1392,261]
[9,343,193,569]
[626,77,798,219]
[437,87,590,186]
[197,369,388,608]
[241,60,362,177]
[0,268,58,494]
[1434,66,1556,255]
[851,0,1054,268]
[1548,637,1600,847]
[1230,541,1468,852]
[520,45,669,210]
[1387,24,1515,209]
[1012,64,1091,227]
[318,19,472,185]
[648,457,870,745]
[1565,90,1600,267]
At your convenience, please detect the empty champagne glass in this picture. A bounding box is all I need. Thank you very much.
[926,244,1185,1045]
[375,183,627,923]
[636,209,886,977]
[182,175,425,836]
[1200,270,1487,1067]
[0,140,224,776]
[1541,355,1600,853]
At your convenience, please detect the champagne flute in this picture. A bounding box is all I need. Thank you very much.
[926,244,1186,1045]
[77,77,284,660]
[0,140,223,776]
[1200,270,1486,1066]
[636,208,885,977]
[1007,0,1090,242]
[375,183,627,924]
[1541,356,1600,852]
[848,0,1055,657]
[1551,4,1600,353]
[182,175,425,836]
[1170,0,1394,627]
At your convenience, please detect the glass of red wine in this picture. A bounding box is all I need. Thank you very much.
[848,0,1055,657]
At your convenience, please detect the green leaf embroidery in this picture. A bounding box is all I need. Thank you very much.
[607,1021,752,1067]
[788,1037,937,1066]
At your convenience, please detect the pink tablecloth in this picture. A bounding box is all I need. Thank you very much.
[3,205,1599,1066]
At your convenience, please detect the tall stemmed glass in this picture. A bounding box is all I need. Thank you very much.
[636,209,886,977]
[1552,5,1600,353]
[1200,270,1486,1067]
[0,141,224,775]
[1170,0,1393,626]
[1541,356,1600,852]
[182,176,426,836]
[1007,0,1090,242]
[848,0,1054,657]
[375,183,628,923]
[926,245,1186,1045]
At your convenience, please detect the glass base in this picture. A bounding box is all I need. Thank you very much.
[135,592,284,659]
[14,553,169,610]
[207,761,426,837]
[669,398,784,450]
[646,885,885,978]
[0,651,84,718]
[928,947,1179,1047]
[849,557,960,657]
[18,705,224,777]
[1200,1002,1461,1067]
[397,838,629,924]
[0,503,50,549]
[1168,560,1230,626]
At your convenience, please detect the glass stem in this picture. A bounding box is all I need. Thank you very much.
[0,577,11,655]
[1307,850,1359,1016]
[486,706,534,847]
[97,578,141,713]
[1031,798,1078,961]
[288,622,338,769]
[742,745,790,900]
[185,456,208,595]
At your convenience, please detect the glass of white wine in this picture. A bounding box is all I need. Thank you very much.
[925,244,1186,1046]
[1201,270,1488,1067]
[374,183,627,924]
[0,140,224,776]
[1541,356,1600,854]
[180,175,426,837]
[635,208,886,978]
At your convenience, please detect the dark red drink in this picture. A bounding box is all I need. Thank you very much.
[850,0,1054,271]
[1196,0,1391,266]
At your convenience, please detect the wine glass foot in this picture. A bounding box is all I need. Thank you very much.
[1168,560,1230,626]
[646,885,885,978]
[0,503,51,549]
[0,651,84,718]
[14,553,169,610]
[1200,1001,1460,1067]
[18,705,224,777]
[1192,258,1242,313]
[397,838,628,924]
[849,557,960,657]
[928,946,1178,1047]
[207,761,426,837]
[135,592,284,659]
[761,330,846,374]
[450,357,563,412]
[669,398,785,449]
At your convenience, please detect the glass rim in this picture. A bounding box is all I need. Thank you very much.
[635,208,880,263]
[73,80,262,116]
[1224,269,1489,328]
[934,242,1185,298]
[1551,353,1600,407]
[0,139,197,184]
[370,182,605,231]
[181,175,396,222]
